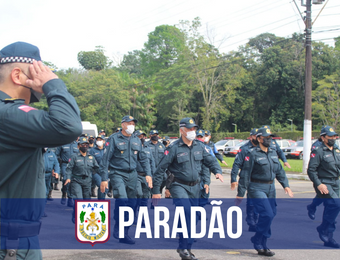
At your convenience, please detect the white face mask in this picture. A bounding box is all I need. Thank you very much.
[186,130,196,141]
[96,140,104,147]
[125,125,135,135]
[204,137,209,143]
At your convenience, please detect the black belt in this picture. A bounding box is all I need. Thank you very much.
[251,178,273,184]
[174,178,199,186]
[72,175,90,180]
[62,161,69,164]
[320,177,339,182]
[1,222,41,239]
[138,172,146,177]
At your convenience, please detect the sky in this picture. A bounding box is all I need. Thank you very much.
[1,0,339,70]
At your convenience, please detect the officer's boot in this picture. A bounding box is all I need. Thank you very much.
[119,227,135,244]
[54,183,59,191]
[47,190,53,201]
[250,232,265,255]
[317,221,329,243]
[261,236,275,256]
[307,204,316,220]
[91,187,97,197]
[107,187,113,198]
[324,232,340,248]
[187,243,198,260]
[61,192,67,205]
[67,198,74,207]
[246,202,257,232]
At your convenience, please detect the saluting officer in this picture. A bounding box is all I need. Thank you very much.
[55,139,79,206]
[204,130,228,166]
[236,127,293,257]
[43,148,60,200]
[152,118,223,260]
[307,126,340,248]
[99,115,151,244]
[0,42,82,260]
[89,135,107,199]
[231,128,259,231]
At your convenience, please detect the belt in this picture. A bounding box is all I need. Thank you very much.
[1,222,41,239]
[173,177,199,186]
[138,172,146,177]
[320,177,339,182]
[72,175,90,180]
[62,161,69,164]
[251,178,273,184]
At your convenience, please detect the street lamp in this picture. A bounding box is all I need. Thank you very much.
[287,119,293,132]
[232,123,237,133]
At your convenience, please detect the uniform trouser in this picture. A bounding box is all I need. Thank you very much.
[0,237,42,260]
[71,176,92,221]
[246,194,259,226]
[169,182,200,249]
[135,175,150,220]
[61,163,71,198]
[199,180,210,207]
[50,176,58,192]
[313,178,340,234]
[247,182,277,238]
[110,170,138,229]
[92,173,108,199]
[44,173,52,198]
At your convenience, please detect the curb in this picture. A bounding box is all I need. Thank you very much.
[221,168,310,181]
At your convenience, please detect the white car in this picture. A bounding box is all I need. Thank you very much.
[215,139,243,155]
[224,140,249,156]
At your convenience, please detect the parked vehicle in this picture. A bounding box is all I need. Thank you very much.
[81,121,98,137]
[224,140,248,156]
[215,138,243,155]
[282,139,317,159]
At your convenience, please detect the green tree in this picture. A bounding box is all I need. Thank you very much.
[77,46,110,71]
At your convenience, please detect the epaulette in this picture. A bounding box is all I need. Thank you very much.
[1,98,24,103]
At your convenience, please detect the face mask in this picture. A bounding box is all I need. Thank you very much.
[186,130,196,141]
[262,138,272,147]
[197,137,204,142]
[163,140,168,146]
[327,139,336,147]
[20,85,42,103]
[204,137,209,143]
[79,147,88,153]
[89,139,94,144]
[252,138,259,146]
[151,136,159,141]
[140,138,145,145]
[96,140,103,147]
[125,125,135,135]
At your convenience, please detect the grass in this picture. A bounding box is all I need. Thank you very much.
[219,155,303,173]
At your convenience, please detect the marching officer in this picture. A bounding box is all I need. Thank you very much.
[99,115,151,244]
[55,139,79,206]
[236,127,293,256]
[0,42,82,260]
[89,135,107,199]
[204,130,228,166]
[231,128,259,231]
[48,147,60,192]
[43,148,60,200]
[152,118,223,260]
[162,136,171,147]
[307,125,340,248]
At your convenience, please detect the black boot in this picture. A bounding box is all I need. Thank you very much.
[47,190,53,201]
[67,198,74,207]
[107,187,113,198]
[251,232,265,255]
[307,204,316,220]
[119,227,135,244]
[187,249,198,260]
[261,236,275,256]
[61,192,67,205]
[317,222,329,243]
[54,183,59,191]
[91,188,97,197]
[324,233,340,248]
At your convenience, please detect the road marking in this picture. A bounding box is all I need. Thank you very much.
[292,191,315,194]
[226,251,240,255]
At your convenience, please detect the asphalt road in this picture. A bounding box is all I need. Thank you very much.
[41,173,340,260]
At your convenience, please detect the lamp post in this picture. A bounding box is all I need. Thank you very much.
[232,123,237,133]
[288,119,293,132]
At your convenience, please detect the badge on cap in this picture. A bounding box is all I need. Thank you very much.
[266,129,271,134]
[330,128,334,132]
[129,116,133,119]
[189,119,194,124]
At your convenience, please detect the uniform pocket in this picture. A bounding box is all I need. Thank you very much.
[194,151,203,161]
[177,152,189,163]
[115,142,127,157]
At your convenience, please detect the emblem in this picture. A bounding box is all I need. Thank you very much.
[245,156,250,161]
[336,149,340,153]
[255,129,258,132]
[266,129,271,134]
[311,153,315,158]
[121,151,124,154]
[89,156,93,159]
[75,200,110,246]
[189,119,194,124]
[264,126,268,128]
[134,151,138,154]
[330,128,334,132]
[164,150,169,155]
[159,145,162,148]
[129,116,133,119]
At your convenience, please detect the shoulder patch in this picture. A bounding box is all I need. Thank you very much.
[164,150,169,155]
[311,153,316,158]
[245,156,250,161]
[18,105,37,113]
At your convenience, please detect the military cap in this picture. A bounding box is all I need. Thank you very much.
[262,125,271,129]
[88,135,94,139]
[163,136,170,141]
[196,129,205,137]
[80,133,88,138]
[99,129,105,133]
[150,130,159,135]
[96,135,105,140]
[79,137,89,144]
[179,117,198,128]
[204,130,211,136]
[135,130,146,137]
[0,42,41,64]
[121,115,138,123]
[320,125,338,136]
[250,128,259,136]
[115,127,122,132]
[256,127,274,137]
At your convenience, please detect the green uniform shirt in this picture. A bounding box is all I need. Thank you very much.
[308,143,340,187]
[65,153,99,180]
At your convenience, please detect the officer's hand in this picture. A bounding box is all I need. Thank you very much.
[204,184,209,194]
[64,179,70,185]
[215,173,224,182]
[26,60,58,93]
[284,162,291,169]
[231,182,238,190]
[317,184,329,194]
[100,181,109,193]
[152,194,161,206]
[235,196,243,206]
[165,189,171,198]
[145,176,153,189]
[222,161,228,166]
[284,187,294,198]
[53,173,59,179]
